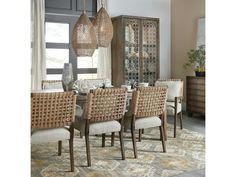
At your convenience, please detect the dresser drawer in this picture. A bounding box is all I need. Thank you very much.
[187,84,205,90]
[187,77,205,84]
[186,76,205,115]
[187,89,205,97]
[187,94,205,102]
[187,106,205,114]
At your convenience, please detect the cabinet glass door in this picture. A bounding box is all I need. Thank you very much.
[124,18,140,86]
[141,20,157,86]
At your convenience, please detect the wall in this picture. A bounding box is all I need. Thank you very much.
[108,0,171,78]
[171,0,205,106]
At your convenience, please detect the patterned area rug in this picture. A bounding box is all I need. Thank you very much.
[31,124,205,177]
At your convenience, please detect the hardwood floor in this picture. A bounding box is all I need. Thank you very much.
[168,112,205,177]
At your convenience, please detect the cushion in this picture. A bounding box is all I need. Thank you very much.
[75,105,83,117]
[124,116,162,130]
[43,82,63,90]
[31,127,70,144]
[155,80,182,101]
[74,117,121,136]
[166,101,182,115]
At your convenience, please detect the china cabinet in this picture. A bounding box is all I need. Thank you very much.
[111,15,159,87]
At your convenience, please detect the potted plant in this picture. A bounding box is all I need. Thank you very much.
[184,44,205,77]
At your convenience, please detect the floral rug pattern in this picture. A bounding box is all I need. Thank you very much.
[31,124,205,177]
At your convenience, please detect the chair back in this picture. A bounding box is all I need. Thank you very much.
[31,92,76,130]
[155,79,183,101]
[41,80,62,90]
[84,88,127,123]
[130,87,168,118]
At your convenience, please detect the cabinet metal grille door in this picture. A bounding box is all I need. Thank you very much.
[124,18,140,86]
[142,20,157,86]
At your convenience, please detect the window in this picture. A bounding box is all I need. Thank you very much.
[45,14,98,80]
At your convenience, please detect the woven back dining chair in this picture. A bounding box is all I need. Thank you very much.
[125,86,168,158]
[41,80,62,90]
[155,79,183,138]
[74,88,127,166]
[31,91,77,172]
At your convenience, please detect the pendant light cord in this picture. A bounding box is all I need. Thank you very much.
[83,0,86,13]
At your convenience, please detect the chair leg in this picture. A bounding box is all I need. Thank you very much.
[85,133,91,167]
[159,126,166,153]
[58,141,62,156]
[69,125,74,172]
[131,126,137,158]
[111,132,115,146]
[119,130,125,160]
[102,133,106,147]
[80,132,83,138]
[179,112,183,129]
[174,113,177,138]
[69,138,74,172]
[138,129,142,142]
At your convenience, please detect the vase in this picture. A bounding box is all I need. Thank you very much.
[62,63,74,91]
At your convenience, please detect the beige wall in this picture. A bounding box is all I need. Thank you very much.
[171,0,205,107]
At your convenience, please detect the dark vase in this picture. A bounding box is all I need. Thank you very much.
[195,71,205,77]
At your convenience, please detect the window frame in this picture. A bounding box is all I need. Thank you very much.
[45,13,97,80]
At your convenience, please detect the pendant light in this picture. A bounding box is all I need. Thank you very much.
[72,0,97,56]
[92,2,113,47]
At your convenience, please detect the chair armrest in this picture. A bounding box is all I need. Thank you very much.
[175,96,183,103]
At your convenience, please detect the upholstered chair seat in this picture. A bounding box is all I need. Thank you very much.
[31,127,70,144]
[124,116,162,130]
[41,80,62,90]
[166,102,182,115]
[75,119,121,136]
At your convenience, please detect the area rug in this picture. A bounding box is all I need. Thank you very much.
[31,124,205,177]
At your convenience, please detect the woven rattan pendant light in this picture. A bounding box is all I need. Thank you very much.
[92,3,113,47]
[72,0,97,56]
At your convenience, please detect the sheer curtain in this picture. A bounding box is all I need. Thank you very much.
[96,0,112,81]
[31,0,46,90]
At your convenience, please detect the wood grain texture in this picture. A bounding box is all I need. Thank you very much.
[186,76,205,115]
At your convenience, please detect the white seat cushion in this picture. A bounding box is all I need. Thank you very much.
[43,83,63,90]
[166,101,182,115]
[31,127,70,144]
[124,116,162,130]
[74,117,121,136]
[155,81,182,101]
[75,105,83,117]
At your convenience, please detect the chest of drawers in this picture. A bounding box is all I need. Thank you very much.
[186,76,205,116]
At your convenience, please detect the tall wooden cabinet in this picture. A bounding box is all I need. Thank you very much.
[111,15,160,87]
[186,76,205,116]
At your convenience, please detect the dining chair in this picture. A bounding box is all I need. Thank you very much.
[74,88,127,166]
[155,79,184,138]
[41,80,63,90]
[31,91,76,172]
[124,86,168,158]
